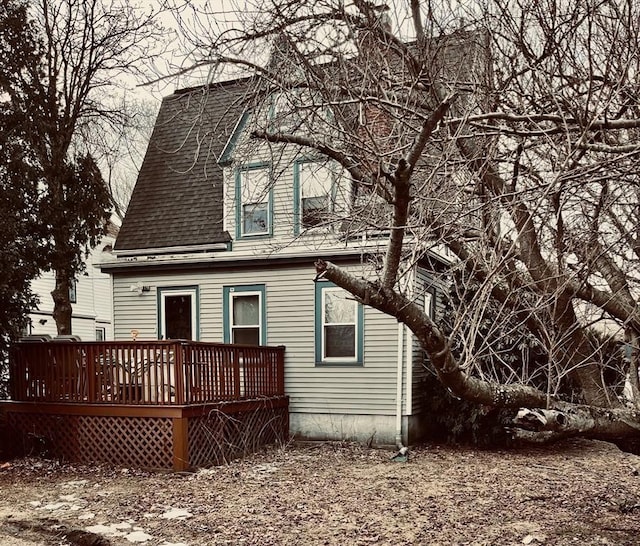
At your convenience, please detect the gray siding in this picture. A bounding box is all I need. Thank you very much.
[112,262,402,416]
[411,266,448,414]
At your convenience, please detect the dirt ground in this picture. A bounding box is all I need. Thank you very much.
[1,439,640,546]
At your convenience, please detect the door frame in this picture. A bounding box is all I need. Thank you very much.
[157,286,199,340]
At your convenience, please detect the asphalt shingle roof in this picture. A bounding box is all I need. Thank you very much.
[115,78,251,252]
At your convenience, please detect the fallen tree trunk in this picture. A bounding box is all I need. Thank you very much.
[315,259,640,442]
[514,406,640,439]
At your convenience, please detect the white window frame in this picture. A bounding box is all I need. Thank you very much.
[237,165,271,238]
[300,162,332,229]
[320,286,360,363]
[424,287,435,320]
[158,287,198,340]
[223,284,267,345]
[229,290,263,346]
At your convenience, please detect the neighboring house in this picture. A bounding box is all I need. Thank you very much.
[100,30,480,444]
[28,225,117,341]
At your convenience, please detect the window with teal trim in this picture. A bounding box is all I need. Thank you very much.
[237,165,271,237]
[315,282,363,365]
[223,285,266,345]
[294,161,333,233]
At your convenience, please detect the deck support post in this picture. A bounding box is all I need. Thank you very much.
[172,416,189,471]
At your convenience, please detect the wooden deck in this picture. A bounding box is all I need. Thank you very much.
[1,340,288,470]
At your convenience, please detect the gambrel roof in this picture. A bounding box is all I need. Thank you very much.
[115,30,485,255]
[115,78,252,253]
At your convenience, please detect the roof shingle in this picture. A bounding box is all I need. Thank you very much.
[115,79,251,252]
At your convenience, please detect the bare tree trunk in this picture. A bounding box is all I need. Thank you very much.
[51,268,72,335]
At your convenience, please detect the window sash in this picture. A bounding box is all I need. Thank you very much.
[243,202,268,234]
[321,287,358,362]
[239,167,270,236]
[299,162,332,229]
[302,196,328,227]
[229,291,263,346]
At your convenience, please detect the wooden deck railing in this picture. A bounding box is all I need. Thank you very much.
[8,340,285,405]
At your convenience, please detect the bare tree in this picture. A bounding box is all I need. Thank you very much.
[89,95,158,222]
[174,0,640,440]
[0,0,164,334]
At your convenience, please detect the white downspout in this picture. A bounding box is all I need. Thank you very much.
[405,323,412,429]
[395,321,405,448]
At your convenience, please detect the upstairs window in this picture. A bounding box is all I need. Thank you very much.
[295,161,333,233]
[424,287,435,319]
[236,165,271,237]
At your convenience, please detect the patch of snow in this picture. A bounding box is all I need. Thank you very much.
[522,534,546,544]
[125,530,153,543]
[28,501,41,507]
[254,464,279,473]
[78,513,95,520]
[159,542,189,546]
[160,508,193,520]
[114,522,133,530]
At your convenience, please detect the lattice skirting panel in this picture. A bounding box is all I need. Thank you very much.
[188,403,289,467]
[7,412,174,469]
[3,397,289,470]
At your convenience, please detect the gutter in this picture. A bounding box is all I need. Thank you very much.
[99,248,380,272]
[113,242,229,257]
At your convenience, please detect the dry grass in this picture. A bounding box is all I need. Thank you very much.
[1,439,640,545]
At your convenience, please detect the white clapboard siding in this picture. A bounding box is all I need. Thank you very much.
[222,140,356,259]
[28,238,114,341]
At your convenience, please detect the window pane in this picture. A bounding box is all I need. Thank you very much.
[324,290,355,324]
[241,168,269,202]
[233,328,260,346]
[165,295,193,340]
[425,291,434,319]
[243,202,268,234]
[302,196,328,227]
[300,163,332,198]
[233,294,259,326]
[325,325,356,358]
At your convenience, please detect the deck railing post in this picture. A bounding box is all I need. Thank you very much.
[87,345,96,402]
[174,342,185,405]
[233,347,241,399]
[277,346,285,396]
